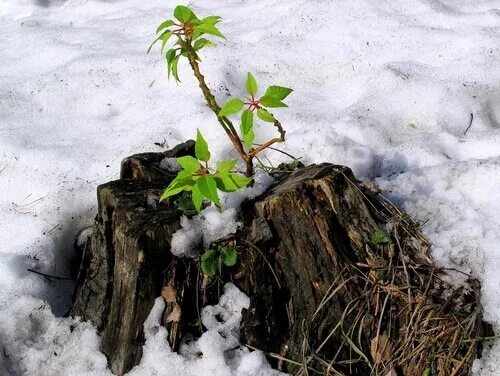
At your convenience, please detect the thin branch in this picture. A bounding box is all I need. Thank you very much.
[248,119,286,157]
[463,113,473,135]
[253,143,298,161]
[184,41,243,145]
[248,137,284,157]
[27,268,75,281]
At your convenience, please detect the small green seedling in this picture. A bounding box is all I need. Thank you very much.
[371,229,392,245]
[160,130,252,212]
[201,246,238,277]
[149,4,293,198]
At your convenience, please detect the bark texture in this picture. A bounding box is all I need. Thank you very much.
[71,141,194,375]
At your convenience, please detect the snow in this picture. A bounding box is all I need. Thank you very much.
[171,207,241,257]
[0,0,499,374]
[171,172,274,257]
[160,157,181,172]
[127,283,282,376]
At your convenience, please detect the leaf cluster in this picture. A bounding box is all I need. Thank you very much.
[371,229,392,245]
[201,246,237,277]
[159,130,252,212]
[148,5,225,81]
[219,73,292,149]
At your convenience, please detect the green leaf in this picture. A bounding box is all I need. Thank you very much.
[371,229,392,245]
[214,172,252,192]
[240,109,254,134]
[230,173,253,188]
[195,130,211,162]
[156,19,175,34]
[174,195,197,216]
[219,98,244,117]
[240,109,254,149]
[159,170,194,201]
[191,184,203,212]
[174,5,195,22]
[165,49,177,79]
[246,72,258,96]
[264,85,293,100]
[216,159,237,174]
[160,31,173,54]
[195,22,225,39]
[171,55,180,82]
[196,175,221,208]
[192,29,203,40]
[214,174,237,192]
[193,38,216,50]
[220,246,237,266]
[166,48,176,65]
[176,155,200,174]
[201,249,218,277]
[147,30,172,54]
[201,15,221,24]
[256,108,275,123]
[259,95,287,108]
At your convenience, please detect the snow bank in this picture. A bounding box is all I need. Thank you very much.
[0,0,499,374]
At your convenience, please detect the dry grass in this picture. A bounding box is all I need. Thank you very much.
[258,176,490,376]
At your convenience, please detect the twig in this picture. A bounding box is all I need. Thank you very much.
[252,141,299,161]
[27,268,75,281]
[462,335,500,343]
[12,194,46,208]
[47,223,60,234]
[463,113,473,135]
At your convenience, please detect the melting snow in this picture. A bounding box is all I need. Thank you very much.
[0,0,499,374]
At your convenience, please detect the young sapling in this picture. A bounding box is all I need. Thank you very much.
[149,5,292,211]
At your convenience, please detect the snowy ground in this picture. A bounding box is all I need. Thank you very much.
[0,0,499,374]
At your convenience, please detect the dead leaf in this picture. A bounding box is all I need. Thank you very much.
[167,303,181,322]
[161,285,177,303]
[371,332,392,364]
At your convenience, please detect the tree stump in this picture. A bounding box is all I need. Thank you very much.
[71,141,195,375]
[72,142,490,376]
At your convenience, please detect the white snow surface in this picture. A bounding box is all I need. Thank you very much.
[0,0,499,374]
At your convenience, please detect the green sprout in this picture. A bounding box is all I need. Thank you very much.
[149,5,293,211]
[160,130,251,212]
[201,246,238,277]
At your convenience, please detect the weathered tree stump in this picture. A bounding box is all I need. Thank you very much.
[72,142,490,376]
[71,141,195,375]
